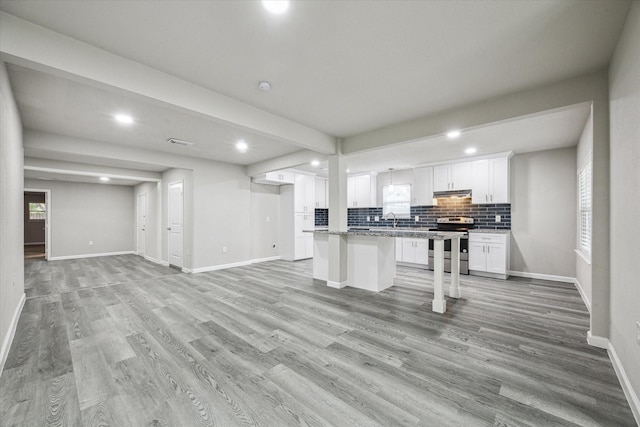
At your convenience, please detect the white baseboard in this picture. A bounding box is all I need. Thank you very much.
[608,341,640,425]
[0,293,26,375]
[187,256,282,274]
[573,278,591,313]
[251,256,281,264]
[48,250,135,261]
[327,280,348,289]
[508,270,575,283]
[143,255,169,266]
[587,331,609,349]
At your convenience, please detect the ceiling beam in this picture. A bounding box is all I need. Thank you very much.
[0,12,337,155]
[342,70,608,155]
[24,157,162,182]
[246,150,327,177]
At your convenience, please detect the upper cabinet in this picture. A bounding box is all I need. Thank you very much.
[433,162,473,191]
[252,169,295,185]
[348,172,377,208]
[471,157,510,204]
[412,166,434,206]
[294,173,316,213]
[314,177,328,209]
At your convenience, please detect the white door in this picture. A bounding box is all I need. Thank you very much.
[168,181,184,268]
[137,193,146,256]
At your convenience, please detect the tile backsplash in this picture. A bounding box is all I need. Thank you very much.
[315,197,510,229]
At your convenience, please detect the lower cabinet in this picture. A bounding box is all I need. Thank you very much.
[294,213,314,260]
[468,232,510,279]
[395,238,429,267]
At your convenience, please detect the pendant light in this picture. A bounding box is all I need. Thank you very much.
[388,168,394,191]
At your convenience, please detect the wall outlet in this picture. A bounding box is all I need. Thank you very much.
[415,215,419,222]
[222,246,227,253]
[636,321,640,346]
[374,216,379,222]
[366,216,370,221]
[495,215,501,222]
[89,241,94,246]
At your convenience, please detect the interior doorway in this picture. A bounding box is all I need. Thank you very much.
[24,189,50,261]
[137,192,146,256]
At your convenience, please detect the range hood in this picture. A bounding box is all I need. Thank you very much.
[433,189,472,199]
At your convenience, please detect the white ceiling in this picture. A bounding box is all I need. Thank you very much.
[0,1,632,184]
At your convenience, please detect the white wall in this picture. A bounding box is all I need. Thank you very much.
[24,179,134,258]
[250,183,280,260]
[510,147,577,279]
[609,1,640,417]
[576,109,593,310]
[134,181,161,262]
[0,60,25,372]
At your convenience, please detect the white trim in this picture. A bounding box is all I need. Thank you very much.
[48,250,135,261]
[0,293,26,375]
[508,270,575,283]
[573,278,591,313]
[24,165,161,182]
[143,255,169,266]
[181,267,193,273]
[189,260,253,274]
[327,280,348,289]
[608,341,640,425]
[250,256,281,264]
[586,331,608,349]
[575,248,592,265]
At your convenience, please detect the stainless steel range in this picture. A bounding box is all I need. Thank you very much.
[428,217,474,275]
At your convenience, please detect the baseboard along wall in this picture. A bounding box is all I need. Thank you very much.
[0,293,26,375]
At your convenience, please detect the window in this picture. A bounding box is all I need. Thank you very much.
[382,184,411,218]
[29,202,46,221]
[578,156,592,257]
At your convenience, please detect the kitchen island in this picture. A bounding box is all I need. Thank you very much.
[308,228,466,313]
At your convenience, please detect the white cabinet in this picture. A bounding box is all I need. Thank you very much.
[314,177,328,209]
[294,173,315,213]
[412,167,434,206]
[252,169,295,185]
[468,232,510,279]
[395,237,428,267]
[348,173,377,208]
[472,157,510,204]
[294,213,314,260]
[433,162,473,191]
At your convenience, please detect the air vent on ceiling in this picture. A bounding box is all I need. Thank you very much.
[167,138,195,147]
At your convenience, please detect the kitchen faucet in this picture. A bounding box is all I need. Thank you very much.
[384,212,397,228]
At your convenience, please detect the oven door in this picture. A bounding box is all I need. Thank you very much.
[428,236,468,255]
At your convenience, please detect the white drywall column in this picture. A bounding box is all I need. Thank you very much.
[327,141,348,288]
[587,91,610,348]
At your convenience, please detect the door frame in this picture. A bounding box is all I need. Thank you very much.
[24,188,51,260]
[136,192,146,257]
[167,180,184,268]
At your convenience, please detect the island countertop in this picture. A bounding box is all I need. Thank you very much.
[305,228,465,240]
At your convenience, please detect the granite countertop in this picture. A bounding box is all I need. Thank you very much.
[305,228,465,240]
[468,229,511,234]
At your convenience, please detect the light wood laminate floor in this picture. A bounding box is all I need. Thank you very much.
[1,255,635,426]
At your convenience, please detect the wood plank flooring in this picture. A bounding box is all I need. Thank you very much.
[1,255,636,426]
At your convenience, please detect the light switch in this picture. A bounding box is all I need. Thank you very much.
[495,215,501,222]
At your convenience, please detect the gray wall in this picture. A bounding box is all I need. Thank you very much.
[24,179,134,258]
[510,147,577,278]
[23,192,45,244]
[0,60,25,371]
[609,1,640,410]
[576,109,593,309]
[250,183,280,260]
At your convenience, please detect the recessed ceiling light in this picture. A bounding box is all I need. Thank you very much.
[465,147,477,154]
[114,114,133,124]
[447,130,461,139]
[311,160,320,167]
[236,140,248,152]
[100,176,110,182]
[262,0,289,14]
[258,81,271,91]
